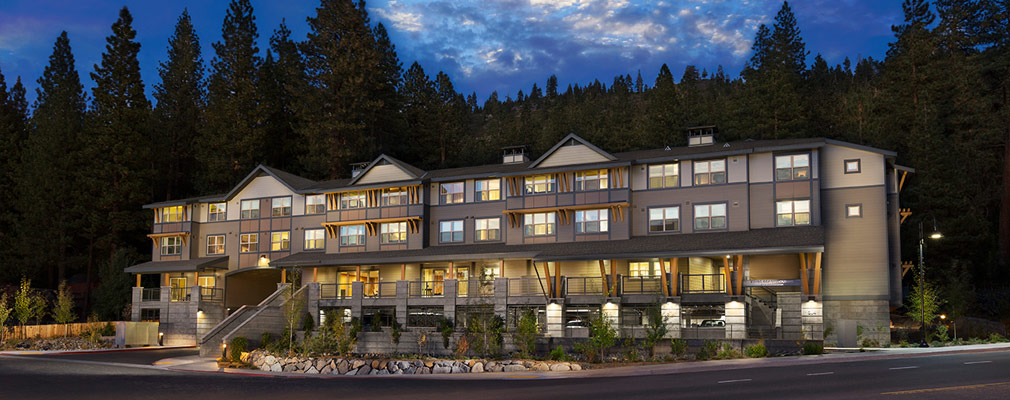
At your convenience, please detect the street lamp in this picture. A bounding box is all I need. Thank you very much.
[940,314,957,342]
[918,214,942,347]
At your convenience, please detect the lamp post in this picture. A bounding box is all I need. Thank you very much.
[917,214,942,347]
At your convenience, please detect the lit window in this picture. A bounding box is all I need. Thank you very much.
[575,209,609,233]
[440,220,464,243]
[777,200,811,226]
[475,179,501,201]
[648,164,679,188]
[305,195,325,214]
[648,207,680,232]
[693,159,726,185]
[440,182,464,204]
[523,212,556,236]
[160,236,181,255]
[846,204,863,218]
[240,200,259,219]
[208,203,227,221]
[694,203,727,230]
[475,217,501,241]
[240,233,258,253]
[340,192,366,209]
[775,154,810,181]
[271,197,291,217]
[380,222,407,244]
[198,276,215,289]
[270,231,290,251]
[575,169,608,191]
[206,235,225,255]
[304,229,324,250]
[845,159,861,174]
[381,188,408,206]
[524,174,555,194]
[629,262,652,277]
[339,225,365,246]
[161,206,184,223]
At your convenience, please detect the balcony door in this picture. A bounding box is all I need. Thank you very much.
[421,267,446,296]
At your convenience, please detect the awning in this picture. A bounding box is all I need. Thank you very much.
[125,256,229,274]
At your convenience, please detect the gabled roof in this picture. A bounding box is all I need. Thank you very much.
[528,133,617,168]
[222,164,318,201]
[348,154,426,185]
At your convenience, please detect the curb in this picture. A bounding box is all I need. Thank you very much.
[0,345,196,356]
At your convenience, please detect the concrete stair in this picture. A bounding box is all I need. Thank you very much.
[199,284,302,358]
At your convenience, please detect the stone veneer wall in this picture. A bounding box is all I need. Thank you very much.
[244,350,584,375]
[823,299,890,346]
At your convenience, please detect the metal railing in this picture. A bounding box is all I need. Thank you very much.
[169,287,191,302]
[200,287,224,301]
[681,273,726,294]
[507,277,547,297]
[457,280,495,297]
[408,281,444,298]
[363,282,396,298]
[141,288,161,302]
[320,283,354,299]
[622,276,663,294]
[565,276,606,295]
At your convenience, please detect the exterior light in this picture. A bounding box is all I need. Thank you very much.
[917,213,943,348]
[258,255,271,267]
[222,343,227,350]
[940,314,946,320]
[930,232,943,240]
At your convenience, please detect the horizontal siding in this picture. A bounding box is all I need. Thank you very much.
[822,185,889,299]
[356,164,413,184]
[536,145,611,168]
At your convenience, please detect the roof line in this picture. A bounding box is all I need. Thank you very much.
[528,133,617,168]
[348,154,425,185]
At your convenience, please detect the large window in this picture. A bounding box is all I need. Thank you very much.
[304,229,324,250]
[206,235,225,255]
[523,212,556,236]
[305,195,325,214]
[380,222,407,244]
[693,159,726,185]
[524,174,555,194]
[648,206,680,232]
[339,225,365,246]
[161,206,184,223]
[271,197,291,217]
[775,154,810,181]
[475,217,501,241]
[475,179,501,201]
[694,203,727,230]
[340,192,366,209]
[440,220,464,243]
[381,188,408,206]
[240,233,258,253]
[270,231,290,251]
[776,200,811,226]
[208,203,226,221]
[240,200,259,219]
[575,169,608,191]
[160,236,181,256]
[440,182,464,204]
[629,262,652,277]
[648,164,679,188]
[575,209,609,233]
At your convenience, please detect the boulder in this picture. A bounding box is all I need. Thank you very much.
[503,364,527,372]
[316,359,328,370]
[404,366,416,375]
[571,364,582,371]
[357,365,372,375]
[379,360,389,370]
[306,366,319,374]
[321,365,333,374]
[451,364,468,374]
[270,363,282,373]
[371,360,380,369]
[282,363,297,373]
[549,363,570,372]
[337,359,349,374]
[424,360,434,368]
[264,355,277,366]
[470,362,484,373]
[532,362,550,372]
[432,365,451,374]
[352,360,365,370]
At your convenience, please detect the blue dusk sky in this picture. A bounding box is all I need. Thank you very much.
[0,0,902,105]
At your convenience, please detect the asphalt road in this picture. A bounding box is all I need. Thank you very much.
[1,349,1008,399]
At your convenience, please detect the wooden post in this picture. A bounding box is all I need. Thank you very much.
[554,262,561,298]
[136,274,142,288]
[356,265,361,282]
[799,253,809,296]
[736,255,744,296]
[669,258,679,296]
[401,264,406,280]
[598,260,610,296]
[659,260,669,296]
[500,259,506,278]
[164,273,169,287]
[722,257,733,295]
[813,252,823,295]
[542,261,553,297]
[281,269,286,284]
[449,262,455,279]
[610,260,617,297]
[312,268,318,283]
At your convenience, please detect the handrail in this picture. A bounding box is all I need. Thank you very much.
[408,280,444,298]
[199,283,290,345]
[566,276,605,296]
[320,283,353,299]
[364,282,397,298]
[622,276,662,294]
[681,273,725,294]
[507,277,546,297]
[457,280,495,297]
[141,288,161,302]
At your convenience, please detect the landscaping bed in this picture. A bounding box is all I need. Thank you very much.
[2,336,114,351]
[243,350,584,375]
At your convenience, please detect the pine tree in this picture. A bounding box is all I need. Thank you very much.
[259,21,306,173]
[371,22,405,156]
[0,67,29,276]
[153,10,204,201]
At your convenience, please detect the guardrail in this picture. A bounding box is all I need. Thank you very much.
[507,277,547,297]
[169,287,191,302]
[363,282,397,298]
[623,276,662,294]
[681,273,725,294]
[141,288,161,302]
[408,281,444,298]
[200,287,224,301]
[457,280,495,297]
[320,283,353,299]
[566,276,605,295]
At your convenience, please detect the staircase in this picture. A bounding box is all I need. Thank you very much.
[745,287,779,339]
[198,284,300,358]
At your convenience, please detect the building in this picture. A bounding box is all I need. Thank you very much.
[127,129,909,349]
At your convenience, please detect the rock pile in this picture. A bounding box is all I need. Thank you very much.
[4,336,113,351]
[244,350,583,375]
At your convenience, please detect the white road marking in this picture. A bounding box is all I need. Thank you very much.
[889,366,918,370]
[717,379,753,384]
[807,372,835,376]
[963,361,992,365]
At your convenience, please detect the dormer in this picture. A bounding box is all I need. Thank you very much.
[350,162,370,178]
[529,133,616,168]
[502,145,529,164]
[687,125,717,147]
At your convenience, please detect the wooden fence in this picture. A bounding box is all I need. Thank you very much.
[3,322,117,340]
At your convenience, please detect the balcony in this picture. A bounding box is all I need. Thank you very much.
[456,280,495,298]
[622,276,663,295]
[408,281,445,298]
[680,273,726,294]
[565,276,606,296]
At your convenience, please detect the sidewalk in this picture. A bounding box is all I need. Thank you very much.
[159,342,1010,380]
[0,345,195,356]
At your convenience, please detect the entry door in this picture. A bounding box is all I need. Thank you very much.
[170,277,188,301]
[456,269,469,296]
[422,268,446,296]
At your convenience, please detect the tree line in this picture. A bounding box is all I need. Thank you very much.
[0,0,1007,321]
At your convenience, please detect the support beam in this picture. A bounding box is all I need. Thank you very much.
[598,260,610,296]
[735,255,744,296]
[449,262,455,278]
[356,265,361,282]
[401,264,406,280]
[799,253,809,296]
[542,261,553,297]
[500,259,506,278]
[136,274,142,288]
[813,252,822,295]
[554,262,561,298]
[899,170,908,192]
[722,257,733,296]
[164,273,169,287]
[659,259,669,296]
[610,260,617,297]
[669,258,679,296]
[281,269,287,284]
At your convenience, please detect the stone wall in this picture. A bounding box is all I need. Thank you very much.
[244,350,583,375]
[823,299,890,346]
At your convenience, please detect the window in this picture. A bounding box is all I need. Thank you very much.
[198,276,215,288]
[161,206,184,223]
[648,206,680,232]
[304,229,325,250]
[270,231,290,251]
[629,262,652,277]
[524,174,555,194]
[240,233,258,253]
[380,222,407,244]
[575,169,608,191]
[208,203,226,221]
[439,183,464,204]
[775,154,810,181]
[776,200,811,226]
[160,236,181,256]
[475,217,501,241]
[380,188,408,206]
[648,164,679,188]
[845,159,861,174]
[475,179,501,201]
[340,192,366,209]
[846,204,863,218]
[694,203,727,230]
[575,209,609,233]
[523,212,556,236]
[339,225,365,246]
[240,200,259,219]
[693,159,726,185]
[305,195,325,214]
[271,197,291,217]
[140,308,160,322]
[440,220,464,243]
[206,235,225,255]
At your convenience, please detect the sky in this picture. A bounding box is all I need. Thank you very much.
[0,0,903,105]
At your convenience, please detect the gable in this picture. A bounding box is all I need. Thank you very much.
[536,143,612,168]
[355,163,415,184]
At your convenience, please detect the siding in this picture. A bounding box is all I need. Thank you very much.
[748,254,800,280]
[727,155,747,183]
[822,185,889,299]
[536,145,611,168]
[820,144,885,189]
[356,164,414,184]
[226,175,297,220]
[629,183,749,236]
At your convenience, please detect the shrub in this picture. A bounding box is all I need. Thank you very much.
[100,323,115,336]
[587,311,617,361]
[802,342,824,355]
[389,321,402,349]
[861,339,880,348]
[623,338,642,362]
[935,325,949,343]
[696,340,719,360]
[464,313,504,358]
[716,343,743,359]
[437,317,454,349]
[745,342,769,358]
[513,309,539,358]
[229,336,248,362]
[572,341,597,362]
[988,333,1007,343]
[670,338,688,360]
[300,312,315,333]
[548,346,570,361]
[643,305,667,356]
[260,332,273,349]
[453,335,470,358]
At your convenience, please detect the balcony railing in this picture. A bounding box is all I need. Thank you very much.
[200,287,224,301]
[141,288,161,302]
[320,283,353,299]
[566,276,606,296]
[623,276,663,294]
[457,280,495,297]
[408,281,444,298]
[507,277,547,297]
[681,273,726,294]
[363,282,397,298]
[169,287,191,302]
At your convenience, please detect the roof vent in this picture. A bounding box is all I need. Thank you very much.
[502,145,529,164]
[687,125,717,147]
[350,162,369,178]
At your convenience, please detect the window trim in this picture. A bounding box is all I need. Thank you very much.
[647,163,680,189]
[523,174,556,195]
[305,195,326,215]
[574,169,609,192]
[380,221,408,244]
[693,202,729,231]
[647,205,682,234]
[774,153,812,181]
[574,209,609,234]
[845,203,863,218]
[206,234,225,256]
[160,206,185,223]
[270,196,292,218]
[338,224,366,247]
[160,236,182,256]
[523,212,557,237]
[474,179,502,202]
[270,231,290,251]
[240,233,259,253]
[474,217,502,242]
[207,202,227,222]
[692,159,728,186]
[844,159,861,174]
[304,229,325,251]
[438,219,465,243]
[240,199,260,220]
[380,187,409,207]
[439,182,465,205]
[775,199,812,227]
[339,191,367,210]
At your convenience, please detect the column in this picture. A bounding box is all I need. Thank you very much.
[603,301,620,337]
[350,281,364,319]
[395,280,408,326]
[661,300,681,339]
[443,279,457,324]
[724,299,746,339]
[546,302,565,338]
[801,298,824,340]
[131,287,142,322]
[778,292,802,340]
[493,277,509,321]
[307,282,321,326]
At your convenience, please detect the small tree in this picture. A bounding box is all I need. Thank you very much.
[587,310,617,362]
[389,320,402,351]
[53,281,76,336]
[30,293,48,326]
[280,270,306,355]
[437,317,454,349]
[465,311,504,358]
[906,275,942,337]
[513,308,539,358]
[14,278,32,339]
[0,293,11,342]
[643,304,668,357]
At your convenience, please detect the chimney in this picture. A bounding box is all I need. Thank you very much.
[350,162,369,178]
[502,145,529,164]
[687,125,717,147]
